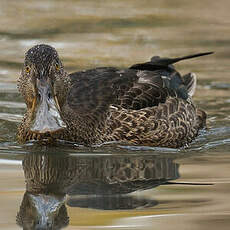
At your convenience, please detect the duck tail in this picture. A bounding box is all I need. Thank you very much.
[130,52,214,71]
[183,72,197,97]
[169,52,214,65]
[196,108,207,129]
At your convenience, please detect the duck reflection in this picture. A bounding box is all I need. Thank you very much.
[17,152,180,229]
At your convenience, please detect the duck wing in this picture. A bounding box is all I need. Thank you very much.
[117,69,184,110]
[66,52,212,113]
[118,52,213,110]
[66,67,139,116]
[67,67,186,115]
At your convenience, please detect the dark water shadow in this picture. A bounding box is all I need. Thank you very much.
[16,151,180,229]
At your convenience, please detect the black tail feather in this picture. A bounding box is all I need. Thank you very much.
[163,181,213,186]
[130,52,214,71]
[168,52,214,65]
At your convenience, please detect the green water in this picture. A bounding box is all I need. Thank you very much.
[0,0,230,229]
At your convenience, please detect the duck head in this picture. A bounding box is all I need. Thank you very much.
[18,44,68,139]
[17,192,68,229]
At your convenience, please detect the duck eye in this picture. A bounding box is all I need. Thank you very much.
[55,63,60,71]
[25,66,31,73]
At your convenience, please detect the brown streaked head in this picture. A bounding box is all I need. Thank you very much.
[18,44,67,138]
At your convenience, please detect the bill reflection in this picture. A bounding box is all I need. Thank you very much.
[17,152,180,229]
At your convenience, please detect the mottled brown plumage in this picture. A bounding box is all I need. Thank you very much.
[17,44,211,147]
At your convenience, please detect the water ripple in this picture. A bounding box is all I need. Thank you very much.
[0,112,23,122]
[0,100,25,109]
[0,159,21,165]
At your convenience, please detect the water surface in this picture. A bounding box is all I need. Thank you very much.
[0,0,230,229]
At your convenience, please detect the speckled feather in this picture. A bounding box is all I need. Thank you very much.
[17,44,209,147]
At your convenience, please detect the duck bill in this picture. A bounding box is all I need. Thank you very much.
[30,78,66,133]
[29,193,66,229]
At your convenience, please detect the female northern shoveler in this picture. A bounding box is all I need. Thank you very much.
[17,44,212,147]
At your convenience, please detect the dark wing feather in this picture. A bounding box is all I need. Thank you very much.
[67,67,138,115]
[122,52,213,110]
[118,69,190,110]
[67,52,209,114]
[67,67,189,113]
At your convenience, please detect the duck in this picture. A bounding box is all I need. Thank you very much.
[17,44,212,147]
